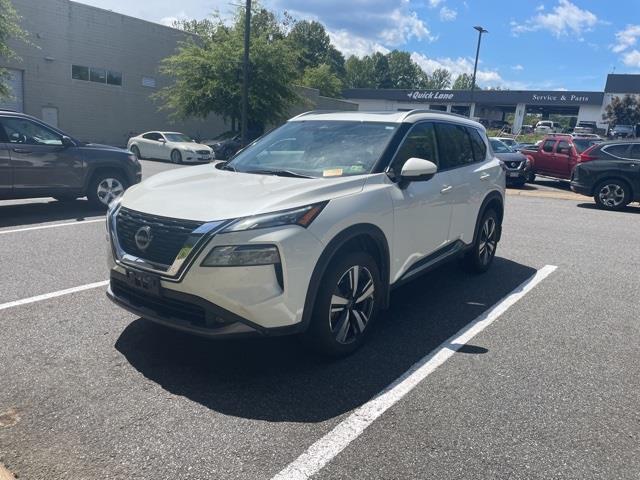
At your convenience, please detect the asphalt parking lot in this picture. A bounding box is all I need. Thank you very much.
[1,160,638,479]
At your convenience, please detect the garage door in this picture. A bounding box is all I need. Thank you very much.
[0,69,24,112]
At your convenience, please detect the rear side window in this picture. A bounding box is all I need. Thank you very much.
[629,144,640,160]
[142,132,161,141]
[467,128,487,162]
[391,122,439,173]
[557,140,571,154]
[435,123,474,170]
[542,140,555,153]
[603,144,631,158]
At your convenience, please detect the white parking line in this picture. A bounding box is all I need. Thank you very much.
[0,219,104,235]
[0,280,109,311]
[272,264,558,480]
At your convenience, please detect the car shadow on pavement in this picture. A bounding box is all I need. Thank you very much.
[0,199,104,228]
[576,202,640,214]
[115,257,536,423]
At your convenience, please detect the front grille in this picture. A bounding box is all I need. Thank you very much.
[196,150,210,155]
[505,161,523,170]
[111,278,206,326]
[115,208,204,268]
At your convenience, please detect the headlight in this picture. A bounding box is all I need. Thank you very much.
[201,244,280,267]
[222,202,327,233]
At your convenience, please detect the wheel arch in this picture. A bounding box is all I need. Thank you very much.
[594,175,634,199]
[84,165,128,192]
[472,190,504,246]
[300,223,391,332]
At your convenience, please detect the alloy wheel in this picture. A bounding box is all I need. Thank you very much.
[478,216,497,266]
[598,184,625,208]
[96,178,124,206]
[329,265,375,344]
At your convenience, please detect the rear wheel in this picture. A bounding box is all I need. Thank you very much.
[87,170,128,208]
[130,145,142,160]
[594,179,631,210]
[305,252,381,357]
[171,149,182,164]
[462,209,499,274]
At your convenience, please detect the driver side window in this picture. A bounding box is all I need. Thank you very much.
[0,117,63,146]
[391,122,438,175]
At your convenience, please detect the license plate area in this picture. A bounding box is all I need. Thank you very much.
[124,269,161,296]
[508,171,520,177]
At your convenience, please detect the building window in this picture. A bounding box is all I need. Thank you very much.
[71,65,89,81]
[107,70,122,86]
[142,76,156,88]
[89,67,106,83]
[72,64,122,86]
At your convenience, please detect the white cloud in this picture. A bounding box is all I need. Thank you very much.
[612,25,640,53]
[328,30,390,57]
[536,4,545,11]
[428,0,444,8]
[623,49,640,67]
[159,11,189,27]
[439,6,457,22]
[511,64,524,71]
[410,52,503,86]
[511,0,598,39]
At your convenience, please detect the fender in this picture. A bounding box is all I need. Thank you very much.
[471,190,504,246]
[300,223,391,332]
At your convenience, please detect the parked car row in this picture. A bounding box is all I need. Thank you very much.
[127,131,213,164]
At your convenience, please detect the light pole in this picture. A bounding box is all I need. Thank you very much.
[470,25,487,118]
[241,0,252,146]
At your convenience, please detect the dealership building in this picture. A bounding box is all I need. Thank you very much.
[343,73,640,133]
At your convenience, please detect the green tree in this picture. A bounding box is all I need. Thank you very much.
[0,0,30,99]
[287,20,345,78]
[371,52,392,89]
[157,7,299,132]
[301,63,343,97]
[420,68,452,89]
[344,55,375,88]
[602,94,640,126]
[452,73,474,90]
[386,50,421,89]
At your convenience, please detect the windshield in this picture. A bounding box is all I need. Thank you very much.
[164,133,193,143]
[490,139,513,153]
[227,120,399,178]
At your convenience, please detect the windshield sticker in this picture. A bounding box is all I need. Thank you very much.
[323,168,343,177]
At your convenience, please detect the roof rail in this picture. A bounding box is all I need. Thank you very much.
[289,110,345,120]
[0,108,18,113]
[400,109,473,122]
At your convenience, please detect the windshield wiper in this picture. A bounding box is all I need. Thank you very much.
[245,169,313,179]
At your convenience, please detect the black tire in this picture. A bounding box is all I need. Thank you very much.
[171,149,182,164]
[462,208,500,274]
[87,170,128,209]
[593,179,631,210]
[304,252,382,357]
[526,171,536,183]
[130,145,142,160]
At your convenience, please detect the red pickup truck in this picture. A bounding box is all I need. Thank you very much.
[522,134,601,181]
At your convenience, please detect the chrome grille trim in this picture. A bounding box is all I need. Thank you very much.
[108,206,231,281]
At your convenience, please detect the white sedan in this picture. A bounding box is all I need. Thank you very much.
[127,131,213,164]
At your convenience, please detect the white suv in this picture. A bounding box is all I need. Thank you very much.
[106,110,505,355]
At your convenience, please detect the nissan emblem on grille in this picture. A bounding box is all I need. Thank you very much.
[134,226,153,251]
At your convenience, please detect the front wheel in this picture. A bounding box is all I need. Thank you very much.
[171,149,182,164]
[462,209,500,274]
[594,179,631,210]
[87,171,128,208]
[305,252,382,357]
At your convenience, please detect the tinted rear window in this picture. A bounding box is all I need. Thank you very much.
[603,144,631,158]
[435,123,474,169]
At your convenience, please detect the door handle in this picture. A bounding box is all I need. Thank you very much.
[12,148,32,154]
[440,185,453,194]
[480,173,491,180]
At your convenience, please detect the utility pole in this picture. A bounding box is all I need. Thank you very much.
[470,25,487,118]
[241,0,252,146]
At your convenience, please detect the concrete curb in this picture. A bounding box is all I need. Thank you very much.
[506,189,585,201]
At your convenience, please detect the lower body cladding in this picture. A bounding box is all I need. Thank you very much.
[106,225,324,338]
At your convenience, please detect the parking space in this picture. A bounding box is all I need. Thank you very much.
[1,163,639,479]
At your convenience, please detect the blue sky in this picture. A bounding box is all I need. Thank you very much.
[76,0,640,91]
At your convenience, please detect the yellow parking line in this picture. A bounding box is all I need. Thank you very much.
[0,464,16,480]
[506,189,585,201]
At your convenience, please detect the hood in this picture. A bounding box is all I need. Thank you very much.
[169,142,211,151]
[81,142,129,152]
[120,164,367,222]
[495,152,526,162]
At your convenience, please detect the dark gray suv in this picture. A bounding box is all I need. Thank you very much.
[0,111,141,208]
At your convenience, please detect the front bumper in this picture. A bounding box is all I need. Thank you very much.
[570,181,591,196]
[107,215,325,335]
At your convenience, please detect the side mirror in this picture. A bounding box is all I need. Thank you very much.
[399,157,438,188]
[61,135,75,148]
